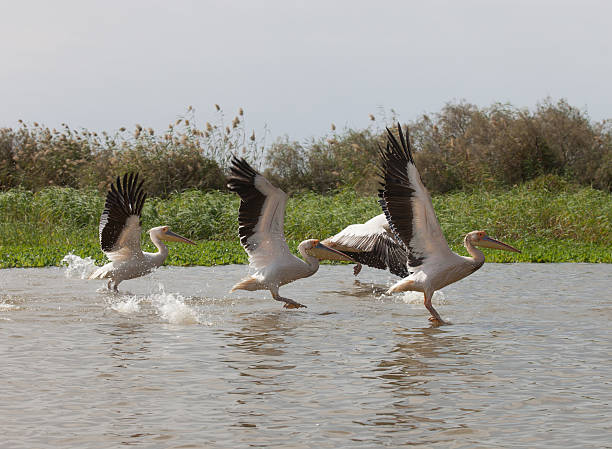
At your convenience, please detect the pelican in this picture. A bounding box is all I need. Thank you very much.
[227,156,354,309]
[89,173,195,291]
[379,124,520,325]
[315,213,409,277]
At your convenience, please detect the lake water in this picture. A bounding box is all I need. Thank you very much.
[1,262,611,448]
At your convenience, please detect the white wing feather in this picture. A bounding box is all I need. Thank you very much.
[245,175,292,271]
[405,163,453,257]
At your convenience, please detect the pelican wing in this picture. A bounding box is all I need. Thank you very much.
[99,173,147,262]
[227,157,290,270]
[378,124,452,268]
[321,214,409,277]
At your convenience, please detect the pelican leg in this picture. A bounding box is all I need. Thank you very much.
[270,288,306,309]
[424,292,446,325]
[353,263,362,276]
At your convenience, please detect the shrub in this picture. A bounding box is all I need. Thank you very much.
[408,99,611,192]
[265,128,384,194]
[264,99,610,194]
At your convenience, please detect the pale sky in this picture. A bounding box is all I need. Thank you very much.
[1,0,611,140]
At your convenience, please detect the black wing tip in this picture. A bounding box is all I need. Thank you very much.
[229,155,256,172]
[108,172,144,198]
[102,172,146,219]
[377,123,426,267]
[227,156,260,191]
[383,123,413,164]
[378,123,416,189]
[109,171,141,192]
[99,172,146,251]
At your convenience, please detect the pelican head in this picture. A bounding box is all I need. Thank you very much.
[301,239,354,261]
[468,230,520,253]
[149,226,196,245]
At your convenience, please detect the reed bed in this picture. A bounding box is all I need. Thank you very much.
[0,106,264,196]
[2,99,611,197]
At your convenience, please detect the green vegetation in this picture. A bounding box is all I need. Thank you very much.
[1,98,610,268]
[1,177,610,268]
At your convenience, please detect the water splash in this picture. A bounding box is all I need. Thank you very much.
[400,290,447,305]
[106,285,205,324]
[0,295,18,319]
[111,296,141,314]
[150,284,200,325]
[0,302,18,311]
[62,253,98,279]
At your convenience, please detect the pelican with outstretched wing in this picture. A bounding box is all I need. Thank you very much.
[227,156,354,309]
[89,173,195,291]
[315,213,409,277]
[379,124,520,325]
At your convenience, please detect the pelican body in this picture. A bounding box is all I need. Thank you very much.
[227,157,353,308]
[379,124,520,324]
[90,173,195,291]
[316,213,409,277]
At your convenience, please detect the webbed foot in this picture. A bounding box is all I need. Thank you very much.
[271,290,307,309]
[428,316,449,326]
[283,302,307,309]
[278,296,307,309]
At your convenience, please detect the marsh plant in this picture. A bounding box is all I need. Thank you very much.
[1,180,610,268]
[0,98,610,195]
[0,105,266,196]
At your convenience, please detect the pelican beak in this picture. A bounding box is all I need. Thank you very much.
[163,230,196,245]
[313,242,355,262]
[478,236,521,253]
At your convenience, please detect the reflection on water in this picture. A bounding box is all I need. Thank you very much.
[0,264,611,448]
[353,326,476,438]
[226,311,294,357]
[334,279,391,298]
[99,321,150,366]
[382,326,463,383]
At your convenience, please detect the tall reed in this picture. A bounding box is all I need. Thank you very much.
[0,106,265,196]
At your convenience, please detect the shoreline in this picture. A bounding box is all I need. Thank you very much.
[1,238,610,269]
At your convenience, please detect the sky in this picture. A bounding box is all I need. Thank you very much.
[1,0,611,141]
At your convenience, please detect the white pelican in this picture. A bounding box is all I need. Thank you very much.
[316,213,409,277]
[227,156,354,309]
[379,124,521,325]
[89,173,195,291]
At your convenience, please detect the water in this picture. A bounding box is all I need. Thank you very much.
[1,262,611,448]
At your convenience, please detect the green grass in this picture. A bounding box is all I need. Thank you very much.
[1,182,610,268]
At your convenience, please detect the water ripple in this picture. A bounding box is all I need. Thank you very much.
[0,264,610,448]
